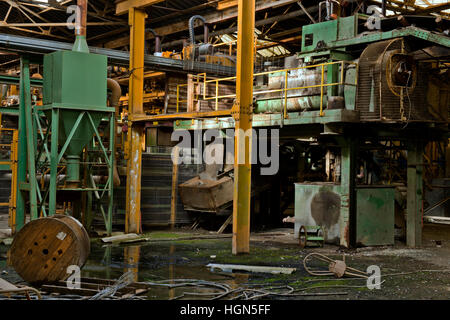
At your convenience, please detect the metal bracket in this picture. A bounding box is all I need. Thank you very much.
[231,101,254,122]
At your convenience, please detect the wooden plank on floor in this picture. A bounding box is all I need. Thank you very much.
[217,214,233,234]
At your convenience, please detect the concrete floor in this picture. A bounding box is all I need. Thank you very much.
[0,214,10,239]
[1,222,450,300]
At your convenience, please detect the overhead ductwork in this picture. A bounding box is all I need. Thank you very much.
[189,15,209,45]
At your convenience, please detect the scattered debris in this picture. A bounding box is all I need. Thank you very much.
[40,275,148,300]
[298,226,325,248]
[0,238,12,246]
[206,263,296,275]
[0,277,42,300]
[90,272,135,300]
[303,253,368,279]
[101,233,140,243]
[282,216,295,223]
[424,216,450,225]
[217,215,233,234]
[0,228,11,239]
[103,233,233,245]
[95,230,125,237]
[145,279,347,300]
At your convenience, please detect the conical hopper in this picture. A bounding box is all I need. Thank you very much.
[45,109,105,185]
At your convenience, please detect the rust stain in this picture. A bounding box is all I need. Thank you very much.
[343,223,350,248]
[310,191,340,229]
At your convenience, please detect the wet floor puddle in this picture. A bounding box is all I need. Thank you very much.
[81,239,292,300]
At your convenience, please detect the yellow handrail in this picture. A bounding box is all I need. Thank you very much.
[176,60,359,116]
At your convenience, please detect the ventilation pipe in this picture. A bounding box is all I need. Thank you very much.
[145,28,161,54]
[72,0,89,53]
[319,0,340,21]
[107,78,122,187]
[189,15,209,45]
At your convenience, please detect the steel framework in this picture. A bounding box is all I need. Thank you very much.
[13,56,115,234]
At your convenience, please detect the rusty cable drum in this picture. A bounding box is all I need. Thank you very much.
[9,215,90,284]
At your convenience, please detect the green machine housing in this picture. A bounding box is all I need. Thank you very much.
[291,14,450,247]
[43,50,109,185]
[43,50,107,109]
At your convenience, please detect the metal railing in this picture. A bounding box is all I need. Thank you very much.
[0,128,18,229]
[177,60,358,117]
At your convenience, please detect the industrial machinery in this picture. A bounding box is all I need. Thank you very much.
[288,14,450,246]
[256,14,449,122]
[183,15,236,67]
[13,3,116,235]
[174,10,450,248]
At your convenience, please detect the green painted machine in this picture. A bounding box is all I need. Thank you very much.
[15,35,116,234]
[290,13,450,247]
[254,14,450,119]
[172,8,450,248]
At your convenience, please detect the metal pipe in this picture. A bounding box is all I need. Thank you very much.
[72,0,89,53]
[1,173,106,184]
[319,0,340,21]
[0,33,235,76]
[76,0,87,37]
[107,78,122,187]
[145,28,161,53]
[107,78,121,109]
[189,15,209,45]
[382,0,387,17]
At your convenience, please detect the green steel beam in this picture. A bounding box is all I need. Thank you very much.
[23,58,38,220]
[338,136,357,248]
[15,58,29,231]
[0,107,19,115]
[48,108,59,216]
[57,112,85,163]
[0,75,43,87]
[174,109,360,130]
[107,112,115,235]
[407,140,424,248]
[332,26,450,50]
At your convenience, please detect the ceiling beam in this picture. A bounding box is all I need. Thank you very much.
[415,3,450,15]
[159,7,314,50]
[105,0,300,48]
[149,0,221,24]
[217,0,238,10]
[115,0,165,15]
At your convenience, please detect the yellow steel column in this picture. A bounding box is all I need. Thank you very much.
[9,129,18,234]
[125,8,146,234]
[232,0,255,255]
[124,245,140,282]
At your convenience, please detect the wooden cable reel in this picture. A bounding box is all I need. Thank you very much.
[9,215,90,284]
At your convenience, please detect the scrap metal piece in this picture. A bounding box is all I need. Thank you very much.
[0,278,42,300]
[298,225,325,248]
[303,253,368,279]
[207,263,296,275]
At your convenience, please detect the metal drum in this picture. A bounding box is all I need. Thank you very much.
[9,215,90,284]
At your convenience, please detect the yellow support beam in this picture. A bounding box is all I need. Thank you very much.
[124,245,140,282]
[232,0,255,255]
[9,130,18,234]
[125,7,147,234]
[116,0,165,15]
[131,110,232,122]
[217,0,237,10]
